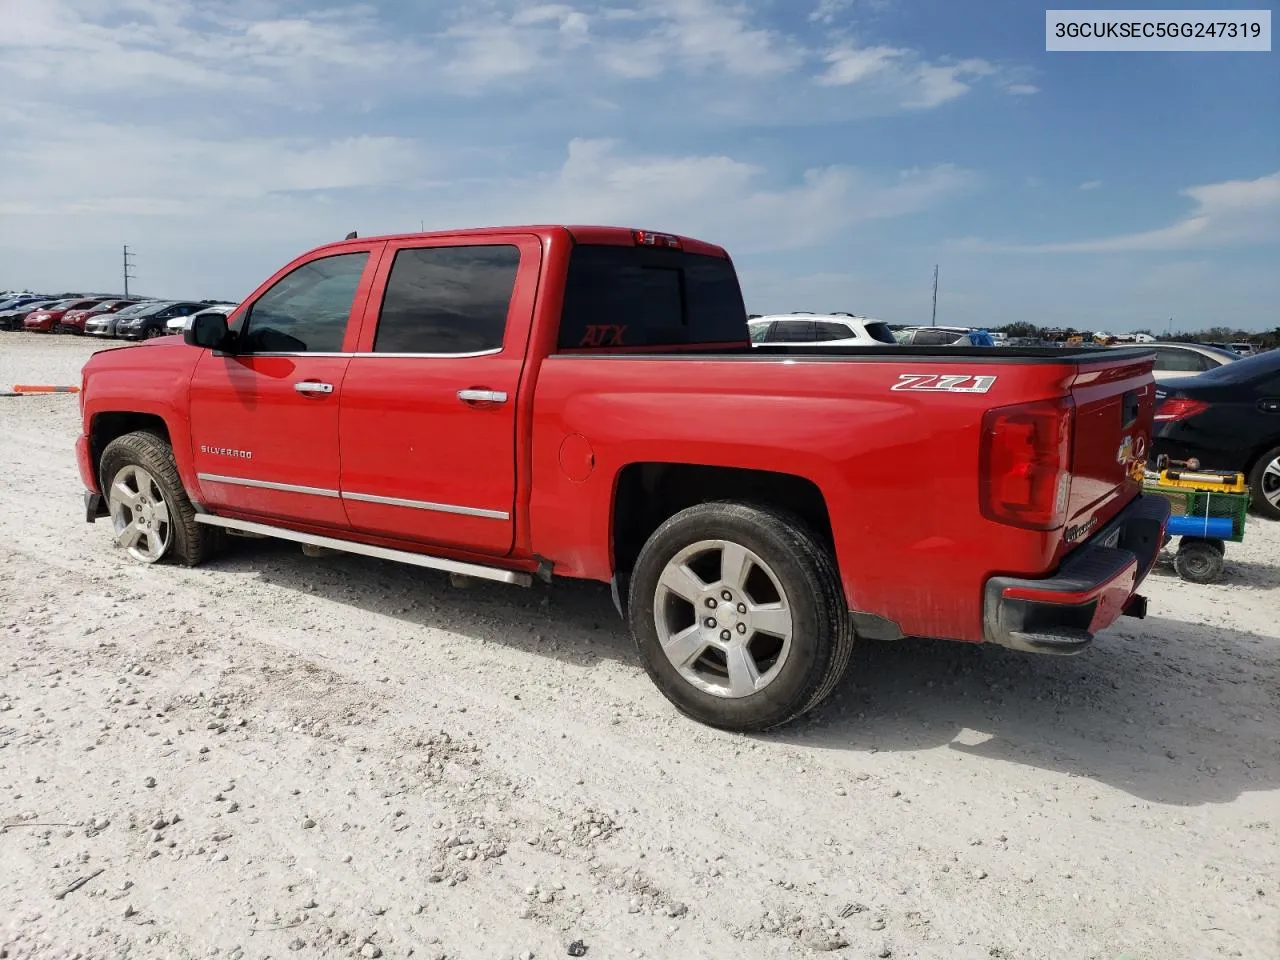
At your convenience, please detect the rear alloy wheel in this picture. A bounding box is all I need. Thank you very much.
[628,501,854,732]
[1248,447,1280,521]
[655,538,795,699]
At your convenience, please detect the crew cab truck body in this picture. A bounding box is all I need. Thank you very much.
[77,225,1169,731]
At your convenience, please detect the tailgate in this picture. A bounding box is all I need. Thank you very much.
[1061,352,1157,556]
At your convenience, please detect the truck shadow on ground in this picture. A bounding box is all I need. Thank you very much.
[213,542,1278,809]
[776,615,1280,808]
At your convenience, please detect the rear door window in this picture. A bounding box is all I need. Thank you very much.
[771,320,816,342]
[812,321,852,340]
[373,245,520,354]
[558,244,747,349]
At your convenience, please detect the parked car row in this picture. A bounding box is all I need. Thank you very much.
[745,313,1263,384]
[0,294,235,339]
[749,315,1022,348]
[1153,348,1280,520]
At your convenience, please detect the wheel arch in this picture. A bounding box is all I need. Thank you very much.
[89,412,172,486]
[1245,436,1280,514]
[609,462,837,607]
[1245,435,1280,474]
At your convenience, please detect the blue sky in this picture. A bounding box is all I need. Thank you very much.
[1,0,1276,331]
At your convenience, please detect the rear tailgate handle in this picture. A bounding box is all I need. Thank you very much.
[294,381,334,395]
[457,389,507,405]
[1121,388,1141,426]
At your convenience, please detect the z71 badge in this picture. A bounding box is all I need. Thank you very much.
[890,373,997,394]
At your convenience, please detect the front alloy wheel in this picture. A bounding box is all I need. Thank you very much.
[107,464,172,562]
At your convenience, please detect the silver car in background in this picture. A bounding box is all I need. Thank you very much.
[1110,341,1240,382]
[85,300,159,337]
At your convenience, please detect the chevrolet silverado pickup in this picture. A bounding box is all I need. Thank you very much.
[77,225,1169,731]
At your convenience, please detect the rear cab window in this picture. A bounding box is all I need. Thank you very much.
[557,244,748,350]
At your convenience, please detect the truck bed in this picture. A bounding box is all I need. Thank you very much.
[561,345,1152,362]
[533,343,1158,644]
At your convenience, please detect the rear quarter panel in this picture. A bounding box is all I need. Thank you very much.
[529,354,1082,643]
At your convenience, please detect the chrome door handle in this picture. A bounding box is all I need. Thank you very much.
[457,389,507,404]
[295,381,334,395]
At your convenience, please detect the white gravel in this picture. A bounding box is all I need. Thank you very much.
[1,333,1277,959]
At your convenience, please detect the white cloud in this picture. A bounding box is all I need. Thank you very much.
[0,0,429,100]
[1006,82,1040,95]
[441,4,593,84]
[817,45,1001,108]
[1079,180,1103,191]
[816,44,902,84]
[0,122,428,220]
[440,138,975,253]
[1,0,1027,120]
[648,0,804,76]
[809,0,893,24]
[956,171,1280,253]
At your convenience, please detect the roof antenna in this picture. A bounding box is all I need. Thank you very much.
[344,230,357,240]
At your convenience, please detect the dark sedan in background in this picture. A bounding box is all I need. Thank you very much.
[1153,349,1280,519]
[114,300,209,340]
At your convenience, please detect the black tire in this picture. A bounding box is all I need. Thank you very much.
[1204,538,1227,556]
[1173,539,1224,584]
[1247,447,1280,521]
[99,430,219,566]
[143,325,163,339]
[627,501,854,732]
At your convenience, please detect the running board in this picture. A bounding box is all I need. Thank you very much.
[194,514,533,586]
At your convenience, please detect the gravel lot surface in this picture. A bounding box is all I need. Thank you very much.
[1,333,1277,960]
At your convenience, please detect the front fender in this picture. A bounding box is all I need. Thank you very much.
[81,342,201,494]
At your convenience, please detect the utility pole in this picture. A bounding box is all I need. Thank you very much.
[123,245,136,298]
[931,264,939,326]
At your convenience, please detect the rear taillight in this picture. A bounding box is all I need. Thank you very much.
[1154,398,1209,423]
[980,397,1074,531]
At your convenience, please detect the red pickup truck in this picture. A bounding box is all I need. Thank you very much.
[77,225,1169,731]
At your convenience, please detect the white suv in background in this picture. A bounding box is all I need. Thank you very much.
[749,312,898,347]
[166,302,238,335]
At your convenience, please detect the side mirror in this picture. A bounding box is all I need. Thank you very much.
[185,311,230,350]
